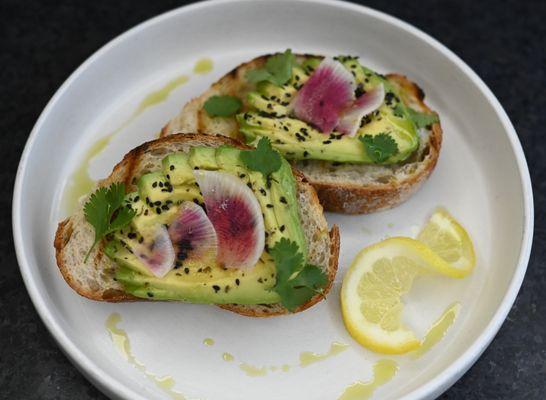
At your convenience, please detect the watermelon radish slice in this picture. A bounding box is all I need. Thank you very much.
[291,57,356,134]
[132,225,175,278]
[168,201,218,266]
[337,84,385,137]
[194,170,265,270]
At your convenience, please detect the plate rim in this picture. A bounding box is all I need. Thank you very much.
[12,0,534,399]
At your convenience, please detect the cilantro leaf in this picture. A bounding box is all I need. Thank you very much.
[360,133,399,163]
[246,49,295,86]
[83,183,135,262]
[270,238,328,312]
[407,108,440,129]
[203,95,242,117]
[240,137,282,179]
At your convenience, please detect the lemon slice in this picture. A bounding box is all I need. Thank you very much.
[341,224,476,354]
[417,208,475,278]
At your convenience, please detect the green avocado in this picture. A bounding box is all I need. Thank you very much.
[162,153,193,185]
[108,240,280,304]
[105,145,306,304]
[239,57,420,165]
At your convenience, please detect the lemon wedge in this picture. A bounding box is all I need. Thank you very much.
[417,208,475,277]
[341,210,475,354]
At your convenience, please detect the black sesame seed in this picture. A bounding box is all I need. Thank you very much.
[212,285,220,293]
[235,279,240,286]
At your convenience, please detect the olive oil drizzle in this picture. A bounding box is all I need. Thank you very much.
[412,302,460,359]
[338,359,398,400]
[203,338,348,377]
[105,313,186,400]
[299,342,349,367]
[193,58,213,74]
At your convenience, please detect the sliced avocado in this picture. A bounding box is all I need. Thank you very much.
[105,239,153,277]
[301,57,322,74]
[270,158,307,259]
[238,113,418,164]
[247,92,288,117]
[289,65,309,89]
[138,172,202,206]
[188,147,218,170]
[115,256,280,304]
[162,153,193,185]
[256,81,295,104]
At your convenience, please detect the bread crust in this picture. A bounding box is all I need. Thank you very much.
[54,133,339,316]
[161,56,443,214]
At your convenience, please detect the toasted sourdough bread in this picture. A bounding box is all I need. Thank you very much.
[54,134,340,317]
[161,54,442,214]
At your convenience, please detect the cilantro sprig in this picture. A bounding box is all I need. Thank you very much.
[270,238,328,312]
[246,49,295,86]
[360,133,399,163]
[240,137,282,180]
[203,95,242,117]
[407,108,440,129]
[83,183,135,262]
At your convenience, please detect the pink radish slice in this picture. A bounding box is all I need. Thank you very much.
[168,201,218,266]
[291,57,356,134]
[194,170,265,270]
[132,225,175,278]
[336,84,385,137]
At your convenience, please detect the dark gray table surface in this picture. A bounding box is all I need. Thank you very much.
[1,0,544,398]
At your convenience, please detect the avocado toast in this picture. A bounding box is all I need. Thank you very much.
[54,134,339,317]
[162,52,442,214]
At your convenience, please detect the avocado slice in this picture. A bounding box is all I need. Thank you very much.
[270,158,308,259]
[256,81,295,104]
[138,172,202,206]
[188,147,218,170]
[247,92,288,117]
[162,153,193,185]
[115,259,280,304]
[238,113,418,164]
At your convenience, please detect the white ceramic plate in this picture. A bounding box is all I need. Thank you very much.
[13,1,533,399]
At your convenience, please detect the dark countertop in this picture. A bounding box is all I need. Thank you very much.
[1,0,544,398]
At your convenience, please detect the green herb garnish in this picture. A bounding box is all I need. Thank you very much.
[246,49,295,86]
[360,133,399,163]
[83,183,135,262]
[270,238,328,312]
[240,137,282,179]
[407,108,440,129]
[203,95,242,117]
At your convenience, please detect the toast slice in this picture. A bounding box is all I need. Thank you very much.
[161,55,442,214]
[54,134,340,317]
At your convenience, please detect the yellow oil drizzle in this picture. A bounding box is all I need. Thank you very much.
[211,342,347,377]
[412,303,460,359]
[338,359,398,400]
[239,363,268,377]
[63,74,190,213]
[203,338,214,346]
[105,313,186,400]
[193,58,213,74]
[299,342,349,367]
[135,75,189,114]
